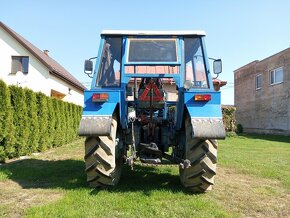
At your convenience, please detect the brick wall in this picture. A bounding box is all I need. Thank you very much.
[234,48,290,135]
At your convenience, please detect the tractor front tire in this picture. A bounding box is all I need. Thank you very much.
[179,116,218,192]
[84,117,122,188]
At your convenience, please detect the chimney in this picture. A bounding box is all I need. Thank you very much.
[43,49,49,56]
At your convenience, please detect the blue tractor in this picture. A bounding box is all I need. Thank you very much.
[79,30,225,192]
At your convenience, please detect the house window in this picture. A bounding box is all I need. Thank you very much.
[11,56,29,74]
[270,67,283,85]
[256,74,262,90]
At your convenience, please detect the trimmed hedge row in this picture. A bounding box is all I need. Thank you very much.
[222,105,236,132]
[0,80,82,162]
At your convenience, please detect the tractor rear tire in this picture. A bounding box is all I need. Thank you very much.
[179,115,218,192]
[84,116,122,188]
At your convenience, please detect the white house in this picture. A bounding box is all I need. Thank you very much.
[0,21,85,106]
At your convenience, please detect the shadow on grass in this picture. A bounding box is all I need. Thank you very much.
[0,159,86,189]
[0,159,191,194]
[99,164,192,195]
[238,133,290,143]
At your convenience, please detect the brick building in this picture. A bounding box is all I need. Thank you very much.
[234,47,290,135]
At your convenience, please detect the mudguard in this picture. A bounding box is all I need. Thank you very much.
[78,89,118,136]
[184,91,226,139]
[78,116,113,136]
[191,118,225,139]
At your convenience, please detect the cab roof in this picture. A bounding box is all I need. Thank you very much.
[101,30,206,36]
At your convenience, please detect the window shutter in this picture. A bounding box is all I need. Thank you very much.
[11,57,21,74]
[22,57,29,74]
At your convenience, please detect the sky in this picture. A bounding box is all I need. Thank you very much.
[1,0,290,105]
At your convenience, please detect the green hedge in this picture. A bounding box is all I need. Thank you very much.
[222,105,236,132]
[0,80,15,160]
[0,81,82,162]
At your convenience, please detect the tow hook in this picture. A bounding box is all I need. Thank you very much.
[179,159,191,169]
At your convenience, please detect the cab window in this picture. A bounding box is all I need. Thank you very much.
[128,38,177,63]
[184,37,208,88]
[95,37,122,87]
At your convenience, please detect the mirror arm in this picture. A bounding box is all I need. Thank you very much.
[89,56,98,61]
[212,74,219,80]
[84,71,94,78]
[208,57,218,61]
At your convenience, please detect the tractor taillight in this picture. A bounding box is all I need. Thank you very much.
[194,94,211,101]
[92,93,109,102]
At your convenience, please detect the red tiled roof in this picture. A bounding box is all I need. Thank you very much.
[0,22,86,91]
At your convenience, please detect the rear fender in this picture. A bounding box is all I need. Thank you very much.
[78,90,120,136]
[185,91,226,139]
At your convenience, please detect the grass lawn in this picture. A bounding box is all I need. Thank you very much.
[0,135,289,217]
[219,134,290,189]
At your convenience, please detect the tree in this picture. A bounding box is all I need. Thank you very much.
[53,98,62,146]
[37,92,49,151]
[74,105,82,136]
[68,103,75,140]
[9,85,29,156]
[25,88,39,153]
[59,101,66,145]
[47,97,56,148]
[0,81,15,161]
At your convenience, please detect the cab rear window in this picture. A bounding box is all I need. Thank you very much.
[128,39,177,63]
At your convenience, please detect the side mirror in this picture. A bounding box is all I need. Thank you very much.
[84,60,93,72]
[213,59,222,75]
[84,60,93,78]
